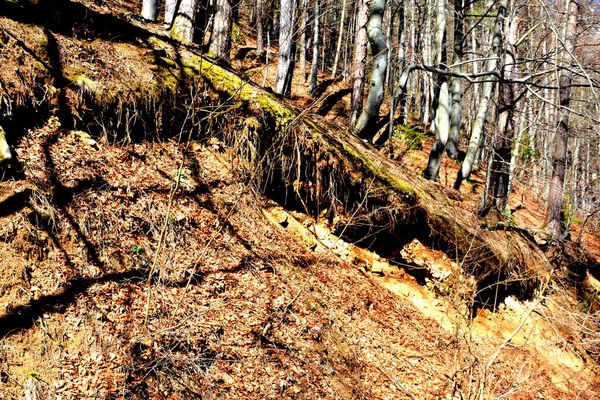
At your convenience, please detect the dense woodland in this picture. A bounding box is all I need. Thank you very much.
[132,0,600,240]
[2,0,600,397]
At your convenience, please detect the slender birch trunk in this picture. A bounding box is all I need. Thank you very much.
[298,0,308,81]
[308,0,320,93]
[256,0,265,56]
[331,0,348,78]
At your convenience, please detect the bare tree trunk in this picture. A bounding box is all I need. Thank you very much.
[171,0,197,43]
[354,0,388,139]
[350,0,369,123]
[545,0,580,239]
[209,0,233,64]
[331,0,348,78]
[256,0,265,56]
[454,0,506,189]
[298,0,308,82]
[164,0,177,27]
[446,0,464,160]
[479,2,518,216]
[275,0,297,95]
[424,0,449,181]
[308,0,320,93]
[142,0,159,21]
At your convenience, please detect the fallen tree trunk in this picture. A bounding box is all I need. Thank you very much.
[183,51,552,289]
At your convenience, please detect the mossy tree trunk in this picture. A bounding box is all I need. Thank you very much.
[171,0,197,43]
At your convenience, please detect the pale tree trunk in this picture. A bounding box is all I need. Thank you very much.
[454,0,506,189]
[171,0,197,43]
[308,0,320,93]
[275,0,297,95]
[354,0,388,139]
[421,0,433,126]
[209,0,233,64]
[142,0,159,21]
[479,3,518,216]
[396,0,407,124]
[256,0,265,56]
[298,0,308,82]
[545,0,580,239]
[331,0,348,78]
[424,0,449,181]
[164,0,177,26]
[0,125,11,163]
[446,0,464,160]
[350,0,369,123]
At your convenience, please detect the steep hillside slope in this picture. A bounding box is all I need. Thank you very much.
[0,0,599,398]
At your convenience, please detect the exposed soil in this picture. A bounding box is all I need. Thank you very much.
[1,1,600,398]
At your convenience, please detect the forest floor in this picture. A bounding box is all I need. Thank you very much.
[0,0,600,399]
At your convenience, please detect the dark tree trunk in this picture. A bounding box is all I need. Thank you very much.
[480,2,518,216]
[446,0,465,160]
[350,0,369,123]
[545,0,580,239]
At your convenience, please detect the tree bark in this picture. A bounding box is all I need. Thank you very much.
[275,0,297,95]
[256,0,265,56]
[480,6,519,216]
[446,0,464,160]
[209,0,233,64]
[545,0,580,239]
[308,0,320,93]
[424,0,449,181]
[171,0,197,43]
[350,0,369,123]
[331,0,348,79]
[454,0,506,189]
[164,0,177,27]
[354,0,388,139]
[298,0,308,82]
[142,0,159,21]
